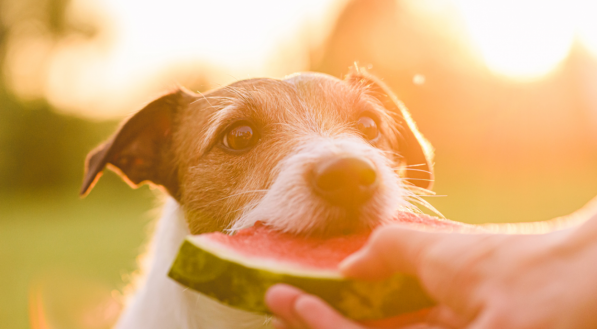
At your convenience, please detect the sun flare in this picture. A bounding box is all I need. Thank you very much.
[455,0,577,80]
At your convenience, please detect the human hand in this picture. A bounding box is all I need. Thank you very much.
[266,213,597,329]
[265,283,430,329]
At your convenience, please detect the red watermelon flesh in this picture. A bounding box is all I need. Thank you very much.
[206,211,464,271]
[169,211,470,321]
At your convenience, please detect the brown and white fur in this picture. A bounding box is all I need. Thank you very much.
[80,69,435,329]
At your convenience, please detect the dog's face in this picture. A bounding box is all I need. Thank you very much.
[81,70,433,236]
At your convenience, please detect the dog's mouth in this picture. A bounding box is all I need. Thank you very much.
[313,208,379,237]
[228,180,409,238]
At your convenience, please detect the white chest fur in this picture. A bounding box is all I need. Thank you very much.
[114,197,272,329]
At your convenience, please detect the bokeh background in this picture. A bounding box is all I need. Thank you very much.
[1,0,597,328]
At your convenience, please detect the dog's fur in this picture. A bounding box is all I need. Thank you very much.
[81,69,434,328]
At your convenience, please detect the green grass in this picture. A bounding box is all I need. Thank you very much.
[430,156,597,225]
[0,173,156,329]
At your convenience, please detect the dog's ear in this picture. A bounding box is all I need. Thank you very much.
[80,89,191,198]
[345,70,434,190]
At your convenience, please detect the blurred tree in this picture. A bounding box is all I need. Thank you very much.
[0,96,117,190]
[0,0,114,191]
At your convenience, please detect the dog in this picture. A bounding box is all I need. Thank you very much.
[80,68,434,329]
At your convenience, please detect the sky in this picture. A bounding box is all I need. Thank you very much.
[3,0,597,119]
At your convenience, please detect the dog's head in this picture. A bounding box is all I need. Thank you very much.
[81,69,433,236]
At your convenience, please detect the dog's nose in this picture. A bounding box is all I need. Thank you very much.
[311,156,378,207]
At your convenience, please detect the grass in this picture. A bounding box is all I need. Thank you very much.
[430,155,597,224]
[0,173,156,329]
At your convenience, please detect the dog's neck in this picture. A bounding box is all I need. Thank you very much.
[114,197,272,329]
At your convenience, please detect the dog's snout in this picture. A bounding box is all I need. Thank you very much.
[311,156,378,207]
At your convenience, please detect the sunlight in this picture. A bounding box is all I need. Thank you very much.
[577,0,597,57]
[41,0,343,118]
[455,0,576,81]
[101,0,331,72]
[5,0,597,118]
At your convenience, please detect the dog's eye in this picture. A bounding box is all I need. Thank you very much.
[357,116,379,141]
[223,124,256,150]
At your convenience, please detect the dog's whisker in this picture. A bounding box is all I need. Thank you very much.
[404,192,444,218]
[405,177,434,182]
[402,168,433,173]
[404,163,429,168]
[415,194,447,198]
[405,184,435,195]
[377,149,403,157]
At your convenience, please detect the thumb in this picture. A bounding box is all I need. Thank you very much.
[339,224,448,280]
[340,224,501,315]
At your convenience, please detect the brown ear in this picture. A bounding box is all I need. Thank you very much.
[80,89,191,197]
[345,69,434,190]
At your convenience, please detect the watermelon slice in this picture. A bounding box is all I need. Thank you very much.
[168,212,467,321]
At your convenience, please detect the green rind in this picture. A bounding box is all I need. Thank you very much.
[168,239,435,320]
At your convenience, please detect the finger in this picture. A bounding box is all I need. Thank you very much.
[293,294,365,329]
[340,224,448,279]
[426,305,468,329]
[340,224,492,279]
[465,311,498,329]
[358,307,431,328]
[339,224,500,317]
[266,284,309,328]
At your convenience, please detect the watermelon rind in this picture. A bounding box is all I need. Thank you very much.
[168,236,435,320]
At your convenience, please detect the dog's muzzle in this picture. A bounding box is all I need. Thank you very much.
[311,155,379,208]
